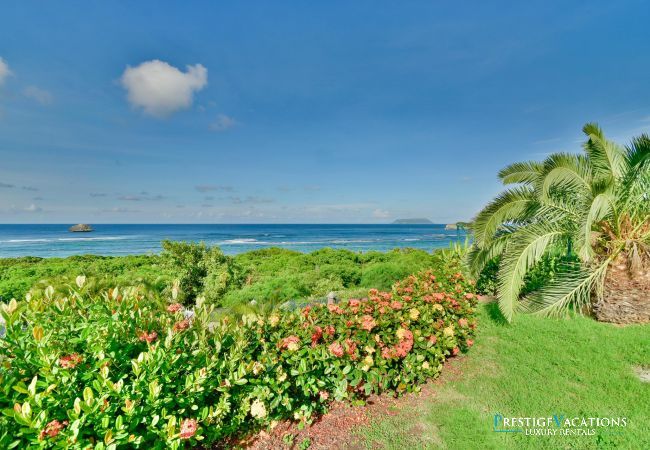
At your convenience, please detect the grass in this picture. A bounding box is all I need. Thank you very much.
[358,303,650,449]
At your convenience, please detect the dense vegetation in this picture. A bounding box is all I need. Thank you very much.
[0,264,477,448]
[0,244,453,309]
[0,255,172,304]
[468,124,650,322]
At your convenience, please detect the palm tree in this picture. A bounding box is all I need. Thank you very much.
[468,123,650,322]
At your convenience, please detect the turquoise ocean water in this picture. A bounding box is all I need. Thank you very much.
[0,224,468,258]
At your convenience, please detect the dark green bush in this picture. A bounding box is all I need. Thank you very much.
[360,262,412,290]
[317,264,362,287]
[161,241,246,305]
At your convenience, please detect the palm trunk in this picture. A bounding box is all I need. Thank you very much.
[593,256,650,324]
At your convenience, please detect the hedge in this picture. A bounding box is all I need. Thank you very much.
[0,267,477,449]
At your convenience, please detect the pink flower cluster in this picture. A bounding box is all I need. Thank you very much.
[279,335,300,350]
[59,353,82,369]
[180,418,197,439]
[328,342,344,357]
[394,329,413,358]
[39,419,68,440]
[360,315,376,331]
[138,331,158,344]
[173,319,190,332]
[344,338,358,359]
[381,329,414,359]
[348,298,362,313]
[327,303,344,314]
[311,326,323,347]
[167,303,183,313]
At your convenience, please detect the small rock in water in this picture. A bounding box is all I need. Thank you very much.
[69,224,94,232]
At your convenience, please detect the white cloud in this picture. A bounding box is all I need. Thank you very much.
[25,204,42,212]
[120,60,207,117]
[0,57,11,85]
[372,208,391,219]
[209,113,238,132]
[23,86,53,105]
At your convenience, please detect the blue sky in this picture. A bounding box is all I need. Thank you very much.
[1,0,650,223]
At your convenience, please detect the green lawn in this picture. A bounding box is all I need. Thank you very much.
[359,303,650,449]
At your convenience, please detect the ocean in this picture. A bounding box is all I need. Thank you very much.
[0,224,468,258]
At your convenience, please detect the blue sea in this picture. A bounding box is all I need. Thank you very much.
[0,224,468,258]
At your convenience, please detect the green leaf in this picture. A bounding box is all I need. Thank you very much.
[83,387,94,405]
[27,376,37,397]
[497,223,565,321]
[12,384,28,395]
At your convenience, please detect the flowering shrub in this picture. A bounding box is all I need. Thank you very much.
[0,266,477,448]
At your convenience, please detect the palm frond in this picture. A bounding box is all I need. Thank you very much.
[466,230,512,277]
[619,135,650,220]
[498,161,544,185]
[470,186,537,247]
[582,123,626,180]
[535,196,582,224]
[625,134,650,168]
[519,259,610,317]
[497,223,566,321]
[575,192,615,262]
[539,153,592,200]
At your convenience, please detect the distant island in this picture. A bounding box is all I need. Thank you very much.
[392,218,433,224]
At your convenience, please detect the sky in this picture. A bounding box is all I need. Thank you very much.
[1,0,650,224]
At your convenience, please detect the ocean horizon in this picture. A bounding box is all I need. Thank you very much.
[0,223,468,258]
